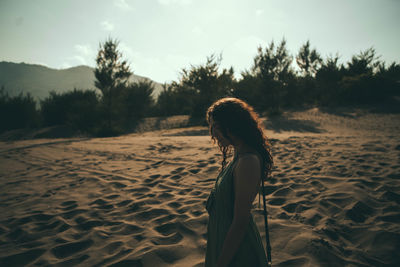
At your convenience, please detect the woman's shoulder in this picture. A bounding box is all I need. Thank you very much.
[234,152,261,173]
[237,152,262,164]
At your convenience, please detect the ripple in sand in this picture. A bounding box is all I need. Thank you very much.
[108,258,142,267]
[134,208,169,221]
[282,203,298,213]
[0,249,46,266]
[189,168,200,174]
[268,198,286,206]
[76,220,103,231]
[116,200,132,207]
[114,224,143,235]
[150,246,189,263]
[171,167,184,174]
[102,241,123,255]
[345,201,374,223]
[273,187,293,197]
[167,201,182,209]
[110,182,127,188]
[90,199,114,210]
[278,257,310,266]
[154,221,195,236]
[57,254,90,266]
[151,232,183,245]
[153,214,178,224]
[381,190,400,204]
[158,192,174,199]
[51,239,93,259]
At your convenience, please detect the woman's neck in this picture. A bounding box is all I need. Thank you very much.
[233,142,256,158]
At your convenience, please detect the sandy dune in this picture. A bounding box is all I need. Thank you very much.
[0,108,399,266]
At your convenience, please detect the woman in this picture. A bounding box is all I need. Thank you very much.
[205,97,273,267]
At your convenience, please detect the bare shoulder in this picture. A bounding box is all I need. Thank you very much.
[234,154,261,179]
[236,154,260,170]
[233,154,262,209]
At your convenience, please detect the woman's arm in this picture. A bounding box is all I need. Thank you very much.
[216,155,261,267]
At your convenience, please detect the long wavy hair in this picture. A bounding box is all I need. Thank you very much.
[206,97,273,178]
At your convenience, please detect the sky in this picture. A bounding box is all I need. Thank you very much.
[0,0,399,83]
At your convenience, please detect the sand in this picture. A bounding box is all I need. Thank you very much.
[0,108,399,266]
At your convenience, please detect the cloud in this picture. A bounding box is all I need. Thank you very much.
[158,0,193,6]
[64,44,96,66]
[60,44,96,68]
[117,43,187,82]
[101,20,115,31]
[114,0,132,10]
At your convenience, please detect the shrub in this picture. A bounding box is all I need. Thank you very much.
[40,89,100,133]
[0,87,39,133]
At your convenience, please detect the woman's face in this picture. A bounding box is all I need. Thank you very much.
[209,116,231,147]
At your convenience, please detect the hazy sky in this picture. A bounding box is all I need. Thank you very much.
[0,0,399,83]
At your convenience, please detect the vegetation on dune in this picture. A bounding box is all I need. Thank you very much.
[40,89,100,132]
[0,38,399,137]
[0,86,39,133]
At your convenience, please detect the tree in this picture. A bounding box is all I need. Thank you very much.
[94,38,132,130]
[170,54,234,121]
[155,83,193,116]
[346,47,380,76]
[315,54,345,105]
[296,40,322,77]
[40,89,100,132]
[316,54,343,82]
[119,80,154,130]
[251,38,294,83]
[0,87,39,133]
[246,38,294,111]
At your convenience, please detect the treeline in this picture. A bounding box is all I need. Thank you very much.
[1,38,399,136]
[0,39,155,137]
[157,40,399,118]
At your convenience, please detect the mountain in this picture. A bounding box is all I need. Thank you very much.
[0,61,164,100]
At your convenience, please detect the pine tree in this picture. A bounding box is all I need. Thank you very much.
[296,40,322,77]
[94,38,132,130]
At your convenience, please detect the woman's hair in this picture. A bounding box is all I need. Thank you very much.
[206,97,273,178]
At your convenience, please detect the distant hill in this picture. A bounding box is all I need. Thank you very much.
[0,61,164,100]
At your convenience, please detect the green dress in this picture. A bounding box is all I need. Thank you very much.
[205,154,267,267]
